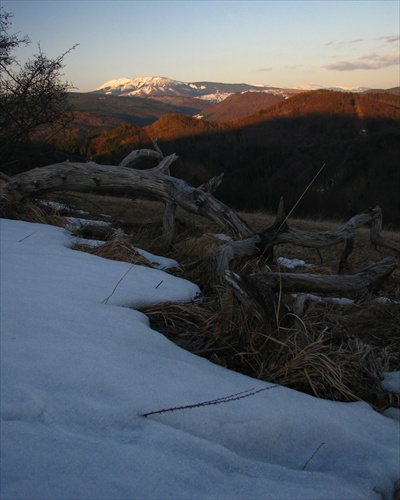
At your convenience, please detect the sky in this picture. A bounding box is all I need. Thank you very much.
[1,215,399,499]
[1,0,399,90]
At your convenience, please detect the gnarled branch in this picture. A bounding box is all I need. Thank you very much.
[250,257,397,294]
[1,159,255,242]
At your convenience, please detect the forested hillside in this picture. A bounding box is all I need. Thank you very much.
[79,90,400,226]
[5,89,400,226]
[199,91,285,122]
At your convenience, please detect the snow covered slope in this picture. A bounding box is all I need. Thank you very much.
[1,218,399,499]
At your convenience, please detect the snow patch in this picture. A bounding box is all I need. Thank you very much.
[381,371,400,394]
[278,256,313,269]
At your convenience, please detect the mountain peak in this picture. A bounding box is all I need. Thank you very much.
[93,76,375,103]
[93,76,283,102]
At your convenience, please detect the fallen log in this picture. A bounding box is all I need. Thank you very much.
[0,159,255,243]
[225,257,397,323]
[119,138,164,168]
[249,257,397,294]
[261,206,383,249]
[213,205,399,278]
[370,214,400,254]
[213,237,261,279]
[259,206,390,273]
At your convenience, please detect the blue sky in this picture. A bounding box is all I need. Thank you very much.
[2,0,399,91]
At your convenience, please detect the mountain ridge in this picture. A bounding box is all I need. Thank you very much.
[93,75,394,104]
[94,76,301,102]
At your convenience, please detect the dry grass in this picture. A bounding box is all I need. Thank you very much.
[71,238,155,268]
[0,191,66,227]
[138,288,399,410]
[4,192,399,411]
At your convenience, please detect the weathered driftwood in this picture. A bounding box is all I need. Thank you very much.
[199,173,225,195]
[225,270,291,324]
[291,293,354,316]
[119,148,163,168]
[213,237,261,278]
[259,206,395,272]
[224,271,276,323]
[370,214,400,254]
[262,206,383,249]
[225,256,397,322]
[212,205,399,278]
[249,256,397,294]
[0,158,255,242]
[119,138,164,168]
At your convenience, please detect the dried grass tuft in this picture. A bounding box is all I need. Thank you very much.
[172,234,227,289]
[0,192,66,227]
[139,289,399,410]
[71,238,154,267]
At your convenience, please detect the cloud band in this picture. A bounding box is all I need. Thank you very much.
[324,53,399,71]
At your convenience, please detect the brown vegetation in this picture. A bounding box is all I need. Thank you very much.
[54,90,400,227]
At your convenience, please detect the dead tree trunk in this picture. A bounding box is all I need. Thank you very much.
[212,205,399,278]
[249,257,397,294]
[370,214,400,254]
[225,257,397,322]
[1,159,255,244]
[258,205,388,268]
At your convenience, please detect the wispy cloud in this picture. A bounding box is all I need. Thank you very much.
[256,67,272,72]
[324,53,399,71]
[325,38,363,47]
[325,40,345,48]
[378,35,400,44]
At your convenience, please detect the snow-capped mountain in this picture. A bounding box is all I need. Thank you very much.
[96,77,194,98]
[94,76,283,103]
[94,77,373,104]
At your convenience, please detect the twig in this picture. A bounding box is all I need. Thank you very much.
[281,163,326,229]
[102,265,134,305]
[259,163,326,260]
[302,442,325,470]
[18,231,37,242]
[142,384,279,417]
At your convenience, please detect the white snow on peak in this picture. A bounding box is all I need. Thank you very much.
[94,76,277,102]
[197,91,233,102]
[95,77,132,90]
[249,82,273,87]
[189,83,206,89]
[95,76,186,96]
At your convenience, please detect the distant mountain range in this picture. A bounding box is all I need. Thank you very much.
[93,75,396,102]
[94,76,303,102]
[87,76,398,125]
[64,77,399,133]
